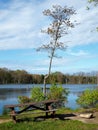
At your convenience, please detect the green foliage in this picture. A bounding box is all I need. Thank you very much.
[18,96,31,104]
[0,67,97,84]
[18,85,68,108]
[88,0,98,6]
[0,116,98,130]
[47,84,69,100]
[30,86,45,102]
[18,87,45,104]
[88,0,98,3]
[77,89,98,108]
[96,27,98,31]
[2,107,10,115]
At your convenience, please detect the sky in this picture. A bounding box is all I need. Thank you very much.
[0,0,98,74]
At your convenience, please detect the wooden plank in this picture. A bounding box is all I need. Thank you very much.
[16,104,45,114]
[5,99,61,108]
[10,109,58,116]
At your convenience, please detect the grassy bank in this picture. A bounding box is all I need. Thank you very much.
[0,119,98,130]
[0,108,98,130]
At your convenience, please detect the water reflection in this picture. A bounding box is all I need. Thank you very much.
[66,93,80,109]
[0,88,31,100]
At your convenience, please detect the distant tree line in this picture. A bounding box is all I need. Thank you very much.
[0,68,97,84]
[0,68,44,84]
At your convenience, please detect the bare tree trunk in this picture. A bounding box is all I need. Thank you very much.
[43,51,54,96]
[43,74,49,96]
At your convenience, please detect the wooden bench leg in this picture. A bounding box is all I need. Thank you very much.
[12,115,16,123]
[45,104,56,118]
[51,111,55,118]
[11,108,17,123]
[46,104,49,117]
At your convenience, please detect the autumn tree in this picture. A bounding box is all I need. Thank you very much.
[37,5,76,96]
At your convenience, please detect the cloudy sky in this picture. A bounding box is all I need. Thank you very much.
[0,0,98,74]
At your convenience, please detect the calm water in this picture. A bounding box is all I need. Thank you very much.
[0,84,97,115]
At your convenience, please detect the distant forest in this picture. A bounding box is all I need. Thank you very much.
[0,68,97,84]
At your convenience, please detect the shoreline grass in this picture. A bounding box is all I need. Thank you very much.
[0,118,98,130]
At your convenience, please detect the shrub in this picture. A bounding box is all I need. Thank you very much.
[18,85,69,108]
[30,86,45,102]
[18,96,31,104]
[47,84,68,100]
[46,84,69,108]
[77,88,98,109]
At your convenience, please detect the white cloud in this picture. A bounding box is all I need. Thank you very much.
[0,0,98,74]
[66,50,89,56]
[0,0,97,50]
[0,0,42,50]
[66,6,98,47]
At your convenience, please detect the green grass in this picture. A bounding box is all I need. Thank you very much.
[0,108,98,130]
[0,119,98,130]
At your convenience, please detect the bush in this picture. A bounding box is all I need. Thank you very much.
[30,86,45,102]
[47,84,68,100]
[18,96,31,104]
[18,85,69,108]
[77,88,98,109]
[47,84,69,108]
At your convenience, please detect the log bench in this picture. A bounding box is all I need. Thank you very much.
[5,99,59,123]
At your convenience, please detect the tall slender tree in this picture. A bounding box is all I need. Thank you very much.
[37,5,76,96]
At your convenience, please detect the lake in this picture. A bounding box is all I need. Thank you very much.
[0,84,97,115]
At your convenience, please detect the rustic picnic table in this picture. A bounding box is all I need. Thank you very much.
[5,99,59,123]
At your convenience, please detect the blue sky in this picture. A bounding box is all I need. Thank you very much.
[0,0,98,74]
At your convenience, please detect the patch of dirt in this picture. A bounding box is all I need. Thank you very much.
[64,112,98,124]
[0,119,11,124]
